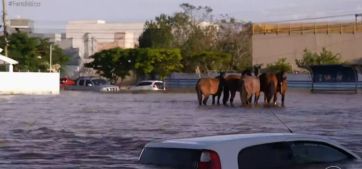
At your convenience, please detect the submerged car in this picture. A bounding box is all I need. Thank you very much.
[129,80,165,91]
[139,133,360,169]
[67,76,119,92]
[60,77,76,89]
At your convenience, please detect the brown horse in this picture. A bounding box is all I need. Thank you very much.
[276,71,288,106]
[259,72,278,105]
[195,72,225,105]
[240,75,261,105]
[222,70,252,106]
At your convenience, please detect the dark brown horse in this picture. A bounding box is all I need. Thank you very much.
[222,74,241,106]
[195,72,225,105]
[276,71,288,106]
[259,72,278,105]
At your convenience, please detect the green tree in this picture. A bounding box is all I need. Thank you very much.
[0,32,69,72]
[217,19,252,71]
[266,58,292,73]
[85,48,134,83]
[189,51,231,73]
[295,48,343,70]
[133,48,183,79]
[86,48,183,82]
[138,14,174,48]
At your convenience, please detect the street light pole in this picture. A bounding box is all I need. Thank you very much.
[2,0,8,56]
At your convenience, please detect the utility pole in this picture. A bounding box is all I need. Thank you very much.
[2,0,8,56]
[49,44,53,72]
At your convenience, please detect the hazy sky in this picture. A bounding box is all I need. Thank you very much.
[3,0,362,32]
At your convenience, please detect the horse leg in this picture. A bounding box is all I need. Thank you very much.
[254,91,260,105]
[273,92,278,106]
[217,94,221,105]
[203,95,209,105]
[281,93,285,106]
[223,88,229,106]
[196,88,202,106]
[212,95,215,105]
[230,90,236,106]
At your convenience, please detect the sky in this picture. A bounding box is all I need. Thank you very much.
[3,0,362,32]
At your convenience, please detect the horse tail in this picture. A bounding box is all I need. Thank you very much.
[195,79,202,105]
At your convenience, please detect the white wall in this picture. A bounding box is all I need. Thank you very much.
[0,72,59,95]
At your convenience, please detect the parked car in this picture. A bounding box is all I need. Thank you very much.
[67,76,119,92]
[129,80,165,91]
[60,77,76,89]
[139,133,360,169]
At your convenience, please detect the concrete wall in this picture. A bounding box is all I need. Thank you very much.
[0,72,59,95]
[252,33,362,70]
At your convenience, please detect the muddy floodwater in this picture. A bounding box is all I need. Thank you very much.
[0,89,361,168]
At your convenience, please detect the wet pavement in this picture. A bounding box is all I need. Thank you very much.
[0,89,361,168]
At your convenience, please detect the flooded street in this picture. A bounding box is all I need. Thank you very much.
[0,89,361,168]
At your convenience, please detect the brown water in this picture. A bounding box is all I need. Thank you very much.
[0,89,361,169]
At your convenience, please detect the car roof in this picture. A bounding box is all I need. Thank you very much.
[138,80,163,83]
[145,133,360,159]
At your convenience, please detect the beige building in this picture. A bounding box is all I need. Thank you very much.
[64,20,144,76]
[9,18,34,33]
[251,22,362,71]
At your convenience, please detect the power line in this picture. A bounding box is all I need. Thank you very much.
[261,13,360,23]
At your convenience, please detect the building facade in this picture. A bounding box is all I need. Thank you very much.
[251,22,362,71]
[63,20,144,77]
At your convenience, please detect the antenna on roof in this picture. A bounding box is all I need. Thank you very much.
[270,110,293,133]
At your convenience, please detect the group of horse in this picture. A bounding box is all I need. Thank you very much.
[195,69,288,107]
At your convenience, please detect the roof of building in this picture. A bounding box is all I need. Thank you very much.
[0,54,18,65]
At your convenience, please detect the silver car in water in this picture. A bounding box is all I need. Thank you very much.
[67,76,119,92]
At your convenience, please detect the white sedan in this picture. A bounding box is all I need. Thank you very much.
[139,133,360,169]
[129,80,165,91]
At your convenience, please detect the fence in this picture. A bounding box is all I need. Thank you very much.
[252,22,362,35]
[0,72,59,95]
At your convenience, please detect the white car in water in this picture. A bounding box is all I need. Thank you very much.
[139,133,360,169]
[129,80,165,91]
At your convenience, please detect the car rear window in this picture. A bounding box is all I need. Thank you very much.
[139,147,201,169]
[137,82,153,86]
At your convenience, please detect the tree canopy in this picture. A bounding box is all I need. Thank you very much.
[266,58,292,73]
[138,3,251,72]
[0,32,69,72]
[85,48,182,83]
[295,48,343,70]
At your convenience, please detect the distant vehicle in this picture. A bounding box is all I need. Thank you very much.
[67,76,119,92]
[139,133,360,169]
[129,80,165,91]
[60,77,76,89]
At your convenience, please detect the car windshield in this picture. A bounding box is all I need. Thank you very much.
[92,79,108,86]
[137,82,153,86]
